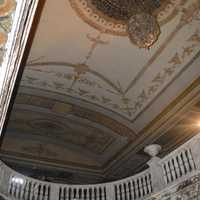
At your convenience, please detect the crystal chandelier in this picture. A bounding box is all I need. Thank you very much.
[127,0,161,48]
[71,0,162,48]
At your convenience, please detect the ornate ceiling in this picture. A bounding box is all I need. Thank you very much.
[1,0,200,184]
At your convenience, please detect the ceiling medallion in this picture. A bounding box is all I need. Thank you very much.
[90,0,161,48]
[70,0,180,48]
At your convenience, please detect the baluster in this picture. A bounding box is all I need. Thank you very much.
[185,149,192,171]
[114,185,118,200]
[138,179,142,198]
[8,177,14,196]
[99,188,102,200]
[148,174,152,194]
[147,173,152,193]
[127,182,132,200]
[74,188,77,199]
[96,188,100,200]
[117,185,121,200]
[89,188,92,200]
[38,184,42,200]
[162,164,168,184]
[67,187,70,200]
[76,188,78,199]
[182,150,190,173]
[20,180,26,200]
[141,177,146,196]
[145,175,149,194]
[83,188,86,200]
[46,185,50,200]
[24,181,30,200]
[40,184,44,200]
[172,158,178,180]
[48,186,50,200]
[188,148,196,170]
[149,173,153,193]
[86,189,89,200]
[29,181,35,200]
[94,188,97,200]
[34,182,38,200]
[119,185,123,200]
[12,177,17,197]
[103,187,106,200]
[115,185,118,200]
[134,180,139,199]
[45,185,49,200]
[91,188,95,200]
[178,152,186,175]
[132,180,136,199]
[68,188,72,200]
[176,154,184,177]
[32,182,38,200]
[166,161,172,183]
[63,188,67,200]
[118,185,121,200]
[59,187,62,200]
[120,184,124,200]
[142,176,147,196]
[60,187,64,200]
[138,178,143,198]
[13,181,17,197]
[27,181,32,200]
[124,183,128,200]
[37,184,42,200]
[174,156,181,179]
[43,185,47,200]
[11,182,16,197]
[59,187,63,200]
[102,186,106,200]
[18,181,22,198]
[65,187,68,200]
[168,161,174,183]
[169,159,176,181]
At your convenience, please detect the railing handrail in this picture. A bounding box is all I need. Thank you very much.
[1,133,200,200]
[159,134,200,164]
[108,168,151,185]
[0,160,151,187]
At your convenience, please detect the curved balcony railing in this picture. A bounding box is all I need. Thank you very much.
[0,134,200,200]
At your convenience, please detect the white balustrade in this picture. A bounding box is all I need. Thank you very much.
[113,169,152,200]
[0,134,200,200]
[159,136,198,185]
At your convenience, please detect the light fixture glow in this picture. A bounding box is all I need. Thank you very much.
[11,177,24,185]
[197,121,200,128]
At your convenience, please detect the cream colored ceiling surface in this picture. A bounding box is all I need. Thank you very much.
[24,0,200,120]
[1,0,200,184]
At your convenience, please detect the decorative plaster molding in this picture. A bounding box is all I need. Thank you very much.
[0,0,39,135]
[24,1,200,120]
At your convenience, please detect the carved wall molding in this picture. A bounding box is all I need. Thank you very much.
[0,0,40,135]
[69,0,182,36]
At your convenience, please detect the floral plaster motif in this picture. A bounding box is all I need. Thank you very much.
[25,0,200,121]
[69,0,183,36]
[0,0,15,63]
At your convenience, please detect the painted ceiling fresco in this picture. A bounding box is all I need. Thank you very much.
[1,0,200,184]
[0,0,15,63]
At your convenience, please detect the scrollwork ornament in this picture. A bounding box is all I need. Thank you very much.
[0,0,15,46]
